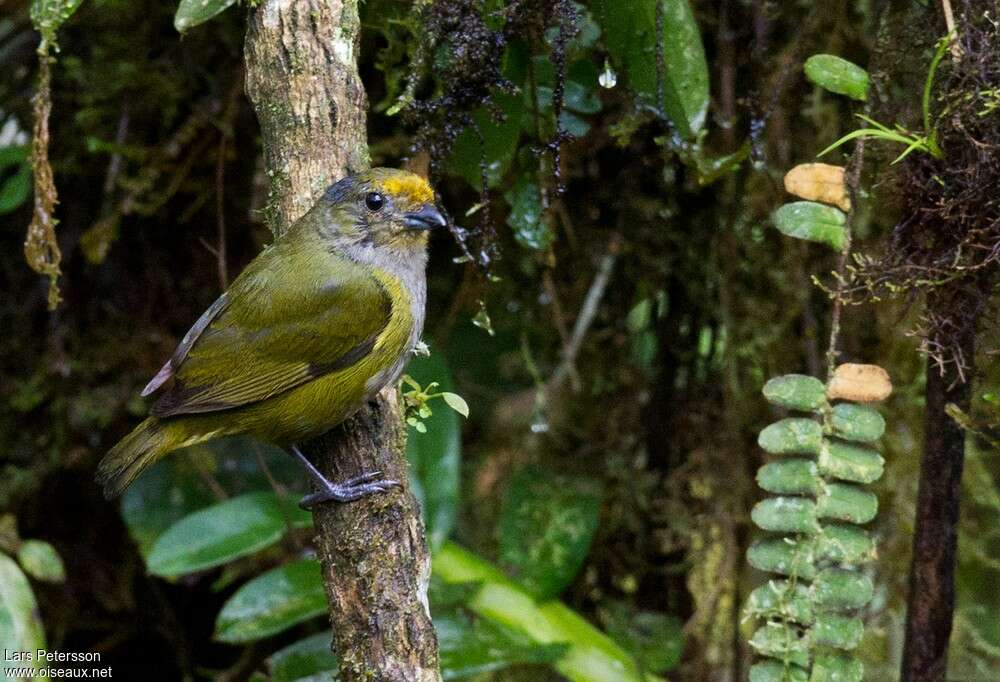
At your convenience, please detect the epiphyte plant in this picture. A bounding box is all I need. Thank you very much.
[744,363,893,681]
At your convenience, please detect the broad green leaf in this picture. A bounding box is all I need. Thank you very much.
[505,176,553,251]
[0,165,30,215]
[214,559,326,642]
[498,466,601,599]
[174,0,237,33]
[434,542,649,682]
[592,0,709,138]
[268,632,339,682]
[772,201,847,251]
[447,94,524,189]
[0,553,48,680]
[598,601,683,673]
[437,611,567,679]
[405,347,461,552]
[30,0,85,46]
[16,540,65,583]
[147,491,311,577]
[804,54,869,101]
[122,436,303,556]
[0,146,28,169]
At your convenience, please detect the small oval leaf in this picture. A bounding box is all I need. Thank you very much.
[440,392,470,418]
[816,482,878,524]
[762,374,827,411]
[756,459,822,496]
[810,568,874,610]
[804,54,870,101]
[819,440,884,484]
[831,403,886,442]
[773,201,847,251]
[751,497,818,533]
[746,538,816,580]
[214,559,327,643]
[809,612,864,650]
[744,580,814,625]
[758,418,824,456]
[750,661,809,682]
[815,524,876,565]
[749,623,810,668]
[811,653,864,682]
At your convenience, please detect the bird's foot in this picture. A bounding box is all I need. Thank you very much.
[298,470,401,510]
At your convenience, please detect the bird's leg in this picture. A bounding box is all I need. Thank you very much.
[287,444,400,510]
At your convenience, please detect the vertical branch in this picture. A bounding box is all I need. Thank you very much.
[244,2,441,680]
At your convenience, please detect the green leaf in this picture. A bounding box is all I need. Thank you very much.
[746,537,816,580]
[815,482,878,524]
[448,91,525,189]
[16,539,65,583]
[756,459,822,496]
[809,613,864,650]
[757,418,824,456]
[598,601,683,673]
[0,553,48,679]
[0,146,29,169]
[434,542,648,682]
[440,392,469,418]
[405,347,461,553]
[830,403,886,442]
[30,0,85,46]
[749,661,809,682]
[804,54,869,101]
[268,632,339,682]
[437,611,567,679]
[498,466,601,600]
[810,568,874,610]
[505,176,553,251]
[772,201,847,251]
[814,524,875,565]
[592,0,709,138]
[121,436,303,556]
[811,654,863,682]
[749,622,810,667]
[818,440,884,484]
[214,559,327,643]
[0,165,31,215]
[147,491,311,577]
[751,496,818,534]
[744,580,814,625]
[173,0,237,33]
[762,374,827,411]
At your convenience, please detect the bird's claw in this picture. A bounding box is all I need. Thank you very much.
[298,472,401,510]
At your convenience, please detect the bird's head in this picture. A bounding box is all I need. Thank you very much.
[312,168,446,257]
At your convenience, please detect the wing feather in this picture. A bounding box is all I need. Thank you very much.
[147,243,391,418]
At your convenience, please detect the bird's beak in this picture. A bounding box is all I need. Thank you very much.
[403,204,447,231]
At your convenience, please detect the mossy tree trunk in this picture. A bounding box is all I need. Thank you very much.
[244,2,441,679]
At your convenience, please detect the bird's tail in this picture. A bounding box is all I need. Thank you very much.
[96,417,183,499]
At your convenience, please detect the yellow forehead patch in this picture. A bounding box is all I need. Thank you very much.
[378,175,435,204]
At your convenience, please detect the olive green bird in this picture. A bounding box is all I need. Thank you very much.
[97,168,446,508]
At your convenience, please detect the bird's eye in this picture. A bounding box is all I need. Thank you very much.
[364,192,385,212]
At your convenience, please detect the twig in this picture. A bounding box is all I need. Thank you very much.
[215,132,229,290]
[550,234,621,387]
[940,0,963,61]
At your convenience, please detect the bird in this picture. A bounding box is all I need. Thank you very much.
[96,167,446,508]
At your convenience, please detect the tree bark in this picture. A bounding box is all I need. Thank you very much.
[244,2,441,680]
[901,316,974,682]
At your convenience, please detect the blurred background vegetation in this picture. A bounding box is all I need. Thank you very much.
[1,0,998,680]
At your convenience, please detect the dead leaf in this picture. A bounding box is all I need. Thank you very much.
[827,363,892,403]
[784,163,851,212]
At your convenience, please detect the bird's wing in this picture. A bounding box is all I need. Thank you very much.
[148,245,392,417]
